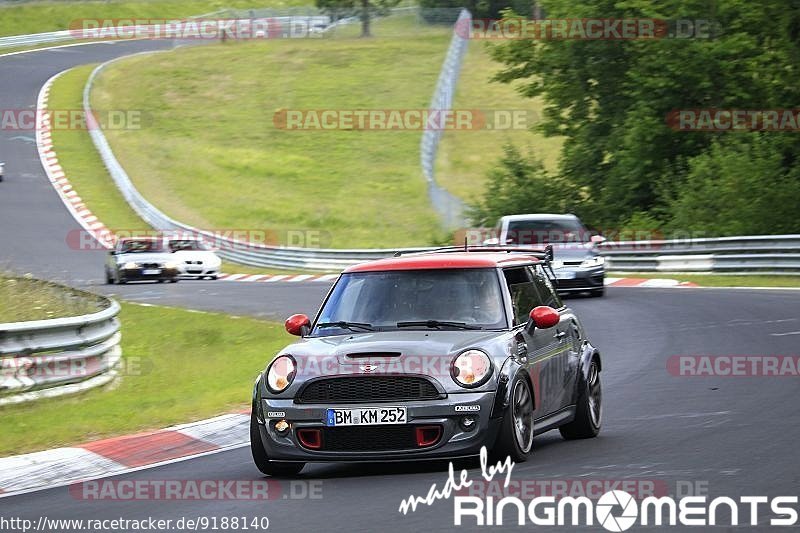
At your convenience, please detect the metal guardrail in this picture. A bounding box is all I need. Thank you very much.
[600,235,800,273]
[0,292,122,406]
[0,29,74,50]
[420,8,470,228]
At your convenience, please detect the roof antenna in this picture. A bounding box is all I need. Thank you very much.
[464,236,468,251]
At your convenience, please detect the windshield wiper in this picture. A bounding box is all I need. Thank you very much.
[316,321,375,332]
[396,320,483,330]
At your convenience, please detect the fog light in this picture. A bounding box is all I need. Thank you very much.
[459,415,477,431]
[273,419,290,435]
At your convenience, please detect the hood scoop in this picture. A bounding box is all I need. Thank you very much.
[344,352,402,359]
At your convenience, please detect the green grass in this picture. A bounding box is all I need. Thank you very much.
[0,276,103,322]
[0,0,307,38]
[90,15,450,248]
[48,67,330,275]
[0,302,289,456]
[434,42,563,202]
[612,272,800,288]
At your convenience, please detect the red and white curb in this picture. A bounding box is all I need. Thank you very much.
[36,71,116,250]
[0,413,250,498]
[215,273,339,283]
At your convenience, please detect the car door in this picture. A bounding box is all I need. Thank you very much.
[501,265,562,417]
[529,264,583,412]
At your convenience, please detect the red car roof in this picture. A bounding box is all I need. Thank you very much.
[344,252,541,273]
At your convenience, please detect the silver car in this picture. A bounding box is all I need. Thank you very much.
[250,247,603,476]
[485,214,606,297]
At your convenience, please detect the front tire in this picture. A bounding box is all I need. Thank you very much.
[559,358,602,439]
[491,373,534,463]
[590,288,605,297]
[250,411,305,477]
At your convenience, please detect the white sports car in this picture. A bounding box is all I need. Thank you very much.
[168,238,222,279]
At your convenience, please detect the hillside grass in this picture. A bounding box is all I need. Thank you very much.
[0,0,306,38]
[92,15,449,247]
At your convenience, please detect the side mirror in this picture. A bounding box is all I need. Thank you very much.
[483,237,499,246]
[285,314,311,336]
[529,306,560,330]
[590,235,607,244]
[109,250,117,256]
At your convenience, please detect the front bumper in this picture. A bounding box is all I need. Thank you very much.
[119,267,179,281]
[553,266,604,292]
[255,391,501,462]
[179,266,219,277]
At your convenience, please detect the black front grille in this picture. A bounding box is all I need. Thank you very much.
[296,376,441,404]
[557,277,603,290]
[141,263,161,269]
[318,425,422,452]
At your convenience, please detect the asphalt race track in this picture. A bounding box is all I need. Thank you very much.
[4,288,800,531]
[2,41,800,533]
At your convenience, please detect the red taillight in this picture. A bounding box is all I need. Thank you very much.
[297,428,322,449]
[415,425,442,448]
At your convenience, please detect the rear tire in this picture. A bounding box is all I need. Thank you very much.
[105,269,114,284]
[590,288,604,297]
[250,411,305,477]
[491,372,534,463]
[559,359,602,439]
[169,279,179,283]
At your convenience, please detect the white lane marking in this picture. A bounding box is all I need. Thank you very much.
[264,275,289,282]
[770,331,800,337]
[0,40,120,60]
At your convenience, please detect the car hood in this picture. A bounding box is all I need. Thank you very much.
[115,252,172,264]
[282,330,513,392]
[550,242,597,261]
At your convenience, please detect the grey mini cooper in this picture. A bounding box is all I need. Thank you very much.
[251,247,603,476]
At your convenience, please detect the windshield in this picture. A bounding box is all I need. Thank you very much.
[506,219,588,244]
[169,239,208,252]
[119,239,165,253]
[312,269,507,336]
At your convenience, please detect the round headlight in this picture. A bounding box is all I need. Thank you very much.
[451,349,493,388]
[266,355,297,393]
[123,262,137,270]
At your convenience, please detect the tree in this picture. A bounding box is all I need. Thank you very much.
[469,144,578,226]
[316,0,401,37]
[485,0,800,234]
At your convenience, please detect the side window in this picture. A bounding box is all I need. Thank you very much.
[528,265,563,309]
[502,267,545,325]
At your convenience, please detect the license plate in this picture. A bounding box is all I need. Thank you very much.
[325,407,406,427]
[556,271,576,279]
[142,269,161,275]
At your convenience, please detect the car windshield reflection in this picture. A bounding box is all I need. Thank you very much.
[312,269,507,336]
